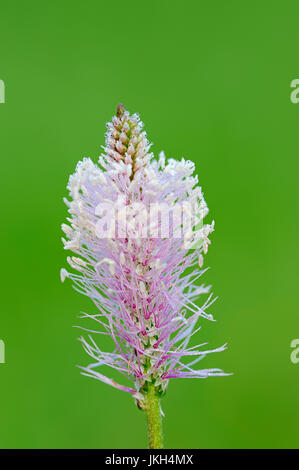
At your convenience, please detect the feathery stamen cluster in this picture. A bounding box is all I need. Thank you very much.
[61,105,228,403]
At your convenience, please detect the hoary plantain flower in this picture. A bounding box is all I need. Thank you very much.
[61,105,229,448]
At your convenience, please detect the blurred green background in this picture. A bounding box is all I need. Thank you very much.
[0,0,298,449]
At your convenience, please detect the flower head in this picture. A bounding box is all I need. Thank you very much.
[61,105,228,403]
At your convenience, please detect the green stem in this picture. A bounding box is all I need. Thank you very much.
[144,383,163,449]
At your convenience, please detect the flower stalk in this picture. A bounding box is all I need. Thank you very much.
[144,383,163,449]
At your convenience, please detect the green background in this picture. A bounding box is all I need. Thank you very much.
[0,0,298,449]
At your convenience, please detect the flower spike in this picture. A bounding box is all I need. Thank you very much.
[61,105,229,448]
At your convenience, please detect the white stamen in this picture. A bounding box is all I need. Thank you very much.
[60,268,69,283]
[96,258,116,275]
